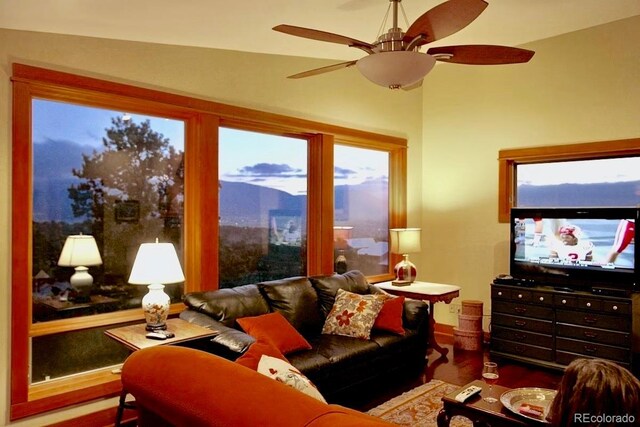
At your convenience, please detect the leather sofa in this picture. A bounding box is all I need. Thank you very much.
[121,346,396,426]
[179,270,429,404]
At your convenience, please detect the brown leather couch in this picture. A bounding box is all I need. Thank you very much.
[121,346,396,427]
[179,270,429,404]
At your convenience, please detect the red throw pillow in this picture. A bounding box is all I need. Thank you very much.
[236,340,288,370]
[237,312,312,355]
[374,296,405,335]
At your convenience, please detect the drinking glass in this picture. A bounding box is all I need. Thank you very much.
[482,361,499,403]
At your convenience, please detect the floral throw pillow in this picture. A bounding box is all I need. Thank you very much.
[321,289,387,340]
[257,355,327,403]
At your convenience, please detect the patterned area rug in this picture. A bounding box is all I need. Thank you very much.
[367,380,473,426]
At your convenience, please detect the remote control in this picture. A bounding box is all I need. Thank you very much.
[454,385,482,402]
[146,332,168,340]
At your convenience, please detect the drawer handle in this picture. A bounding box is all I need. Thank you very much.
[514,307,527,314]
[586,302,591,308]
[514,345,525,353]
[498,291,503,296]
[539,297,544,302]
[562,299,567,304]
[583,345,598,354]
[613,305,618,311]
[518,294,523,299]
[583,331,598,339]
[514,333,527,340]
[584,316,597,324]
[515,320,527,327]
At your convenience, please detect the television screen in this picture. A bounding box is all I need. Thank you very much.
[510,207,638,290]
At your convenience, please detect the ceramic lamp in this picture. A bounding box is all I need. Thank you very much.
[129,239,185,331]
[57,234,103,301]
[389,228,421,286]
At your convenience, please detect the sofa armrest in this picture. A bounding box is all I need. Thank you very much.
[180,309,255,356]
[402,298,429,331]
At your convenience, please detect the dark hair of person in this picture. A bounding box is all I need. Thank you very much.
[548,358,640,426]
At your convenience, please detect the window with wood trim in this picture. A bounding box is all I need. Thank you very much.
[498,138,640,222]
[11,63,407,419]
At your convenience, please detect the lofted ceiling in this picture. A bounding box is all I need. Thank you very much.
[2,0,640,62]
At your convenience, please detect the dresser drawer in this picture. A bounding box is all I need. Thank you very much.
[556,309,631,331]
[492,313,553,335]
[556,323,631,347]
[602,300,631,315]
[492,325,553,349]
[556,351,632,371]
[556,337,631,362]
[492,338,553,361]
[492,300,553,319]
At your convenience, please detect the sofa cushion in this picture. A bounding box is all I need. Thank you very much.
[373,295,405,335]
[257,355,327,403]
[237,312,312,355]
[322,289,386,340]
[310,270,371,318]
[258,277,324,336]
[236,341,288,370]
[182,285,270,328]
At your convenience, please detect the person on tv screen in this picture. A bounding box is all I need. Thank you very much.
[549,224,593,262]
[605,219,635,264]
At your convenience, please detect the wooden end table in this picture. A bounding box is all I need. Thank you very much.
[375,280,460,357]
[437,380,541,427]
[105,318,218,426]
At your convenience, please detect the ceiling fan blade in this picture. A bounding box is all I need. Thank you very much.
[427,45,535,65]
[274,24,374,50]
[404,0,488,46]
[287,60,358,79]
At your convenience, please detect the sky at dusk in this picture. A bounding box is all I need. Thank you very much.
[33,99,390,198]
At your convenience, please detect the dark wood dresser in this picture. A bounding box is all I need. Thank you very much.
[490,282,639,375]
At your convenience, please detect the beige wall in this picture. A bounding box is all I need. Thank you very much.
[1,14,639,425]
[0,29,423,425]
[419,15,640,328]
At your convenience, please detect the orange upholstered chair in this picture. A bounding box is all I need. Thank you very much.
[121,346,395,427]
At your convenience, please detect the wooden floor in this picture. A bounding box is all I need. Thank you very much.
[357,332,564,412]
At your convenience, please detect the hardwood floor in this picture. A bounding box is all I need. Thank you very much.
[357,332,563,412]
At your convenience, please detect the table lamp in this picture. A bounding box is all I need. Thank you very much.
[389,228,421,286]
[57,234,103,301]
[128,239,185,331]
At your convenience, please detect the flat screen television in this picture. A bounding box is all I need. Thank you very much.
[510,207,638,292]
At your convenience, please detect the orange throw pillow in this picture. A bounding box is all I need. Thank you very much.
[236,340,288,370]
[374,296,405,335]
[237,312,312,355]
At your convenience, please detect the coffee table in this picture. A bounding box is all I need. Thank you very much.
[437,380,543,427]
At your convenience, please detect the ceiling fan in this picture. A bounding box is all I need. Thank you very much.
[273,0,535,90]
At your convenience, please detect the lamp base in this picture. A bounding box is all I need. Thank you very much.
[142,283,170,331]
[393,254,417,285]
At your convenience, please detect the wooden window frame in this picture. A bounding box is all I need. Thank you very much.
[498,138,640,223]
[10,63,407,419]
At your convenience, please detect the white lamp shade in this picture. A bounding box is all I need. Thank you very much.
[356,51,436,89]
[58,235,102,267]
[389,228,422,254]
[128,240,185,285]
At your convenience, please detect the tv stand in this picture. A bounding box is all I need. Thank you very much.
[490,282,639,376]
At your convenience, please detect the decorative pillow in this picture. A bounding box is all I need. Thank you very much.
[257,355,326,403]
[373,295,406,335]
[236,340,288,370]
[236,312,312,355]
[321,289,386,339]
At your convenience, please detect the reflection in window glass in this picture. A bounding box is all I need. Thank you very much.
[218,128,307,287]
[334,145,389,276]
[516,157,640,207]
[32,100,185,325]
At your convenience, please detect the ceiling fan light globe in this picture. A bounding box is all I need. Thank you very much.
[356,51,436,89]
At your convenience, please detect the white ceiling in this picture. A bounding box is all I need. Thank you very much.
[2,0,640,62]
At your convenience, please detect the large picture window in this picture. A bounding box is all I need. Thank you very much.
[11,64,407,420]
[498,139,640,222]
